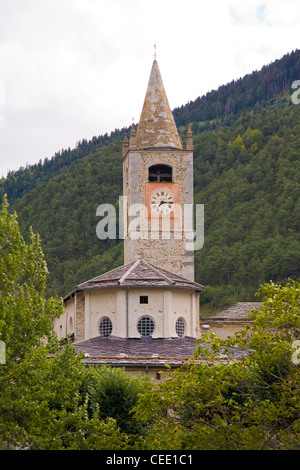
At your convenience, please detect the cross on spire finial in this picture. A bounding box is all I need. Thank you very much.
[154,43,157,61]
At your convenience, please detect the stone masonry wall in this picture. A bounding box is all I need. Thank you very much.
[74,290,85,341]
[123,149,194,280]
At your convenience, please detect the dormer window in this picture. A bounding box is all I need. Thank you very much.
[149,164,172,182]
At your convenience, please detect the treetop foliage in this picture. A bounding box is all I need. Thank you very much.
[0,197,139,450]
[1,195,300,450]
[133,280,300,450]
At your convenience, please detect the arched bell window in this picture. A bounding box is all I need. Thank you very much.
[148,164,172,182]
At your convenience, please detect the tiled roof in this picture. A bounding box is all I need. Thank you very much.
[74,336,248,367]
[203,302,263,323]
[76,258,204,292]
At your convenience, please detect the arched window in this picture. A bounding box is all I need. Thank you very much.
[175,317,186,337]
[99,317,113,337]
[149,164,172,182]
[137,316,155,337]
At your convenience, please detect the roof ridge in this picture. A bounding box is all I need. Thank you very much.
[119,259,140,285]
[77,259,137,287]
[140,259,175,284]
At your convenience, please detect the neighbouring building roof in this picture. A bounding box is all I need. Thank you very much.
[203,302,263,323]
[136,60,183,150]
[76,258,204,293]
[74,335,249,367]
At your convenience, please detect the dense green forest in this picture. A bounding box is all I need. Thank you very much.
[194,104,300,310]
[1,50,300,313]
[173,48,300,127]
[0,128,129,204]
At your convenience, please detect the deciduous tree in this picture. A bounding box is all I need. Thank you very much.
[133,280,300,450]
[0,196,127,450]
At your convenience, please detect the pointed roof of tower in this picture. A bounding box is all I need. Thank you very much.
[136,60,182,150]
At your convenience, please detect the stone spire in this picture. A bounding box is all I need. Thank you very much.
[136,60,182,150]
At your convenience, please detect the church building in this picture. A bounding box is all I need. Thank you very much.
[54,59,207,378]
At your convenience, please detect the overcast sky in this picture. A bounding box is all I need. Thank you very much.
[0,0,299,178]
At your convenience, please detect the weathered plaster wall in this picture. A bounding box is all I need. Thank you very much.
[58,287,200,342]
[53,296,75,340]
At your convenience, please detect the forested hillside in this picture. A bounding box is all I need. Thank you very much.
[0,128,128,204]
[2,50,299,204]
[2,50,300,312]
[174,49,300,128]
[12,141,124,297]
[194,104,300,310]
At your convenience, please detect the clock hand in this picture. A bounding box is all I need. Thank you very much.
[158,201,173,206]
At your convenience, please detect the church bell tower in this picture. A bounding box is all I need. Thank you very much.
[122,60,195,281]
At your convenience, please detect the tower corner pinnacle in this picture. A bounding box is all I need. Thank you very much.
[186,124,194,151]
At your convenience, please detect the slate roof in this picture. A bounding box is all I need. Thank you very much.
[74,336,248,367]
[203,302,263,323]
[76,258,204,293]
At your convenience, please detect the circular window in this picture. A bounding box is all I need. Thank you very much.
[99,317,113,337]
[137,316,155,337]
[175,317,185,337]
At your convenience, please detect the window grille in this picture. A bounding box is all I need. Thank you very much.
[140,295,148,304]
[99,317,113,337]
[137,316,155,337]
[175,317,185,337]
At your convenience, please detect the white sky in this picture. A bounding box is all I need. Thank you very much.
[0,0,299,178]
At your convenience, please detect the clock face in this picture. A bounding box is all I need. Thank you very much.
[150,189,174,215]
[146,182,179,218]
